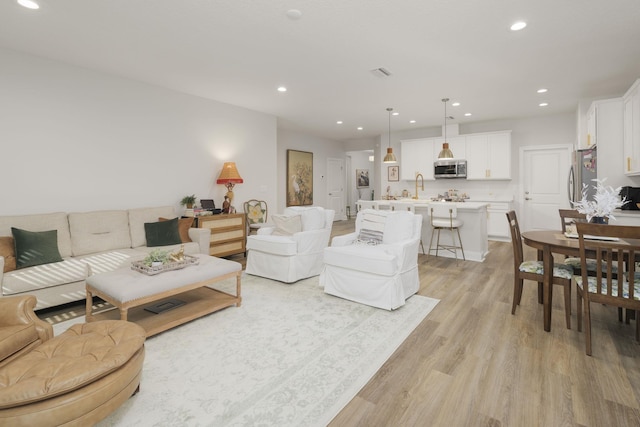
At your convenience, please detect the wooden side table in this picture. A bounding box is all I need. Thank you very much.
[194,213,246,257]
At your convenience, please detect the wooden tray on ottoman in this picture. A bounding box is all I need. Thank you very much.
[85,254,242,337]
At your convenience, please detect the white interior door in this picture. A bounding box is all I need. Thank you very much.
[327,158,345,220]
[520,145,573,231]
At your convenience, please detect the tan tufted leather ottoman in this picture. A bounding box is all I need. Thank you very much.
[0,320,146,427]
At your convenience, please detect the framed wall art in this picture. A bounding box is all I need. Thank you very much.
[388,165,399,182]
[286,149,313,206]
[356,169,370,188]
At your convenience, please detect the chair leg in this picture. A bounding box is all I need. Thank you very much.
[576,286,583,332]
[456,227,465,261]
[448,228,458,262]
[428,227,437,258]
[435,229,441,258]
[537,282,543,304]
[563,282,571,329]
[584,298,592,356]
[512,277,523,315]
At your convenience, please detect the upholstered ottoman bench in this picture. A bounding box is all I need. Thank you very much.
[0,319,146,427]
[86,253,242,337]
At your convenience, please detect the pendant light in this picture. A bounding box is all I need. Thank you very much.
[438,98,454,159]
[383,107,397,163]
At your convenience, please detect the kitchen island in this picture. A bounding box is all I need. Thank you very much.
[373,200,489,262]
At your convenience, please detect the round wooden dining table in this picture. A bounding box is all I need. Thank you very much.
[521,230,580,332]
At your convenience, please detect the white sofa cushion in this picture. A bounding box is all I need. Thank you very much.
[246,235,297,256]
[68,211,132,257]
[0,212,72,258]
[1,258,89,296]
[128,206,176,248]
[323,244,397,276]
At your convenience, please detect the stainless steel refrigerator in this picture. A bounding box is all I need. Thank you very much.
[568,147,597,203]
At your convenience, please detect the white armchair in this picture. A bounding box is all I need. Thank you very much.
[245,206,335,283]
[320,209,422,310]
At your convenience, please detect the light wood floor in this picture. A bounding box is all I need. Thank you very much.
[327,219,640,427]
[39,219,640,426]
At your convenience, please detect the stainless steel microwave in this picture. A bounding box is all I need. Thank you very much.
[434,159,467,179]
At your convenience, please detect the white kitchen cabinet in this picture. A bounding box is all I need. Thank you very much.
[623,79,640,176]
[465,131,511,180]
[485,202,511,241]
[400,138,434,180]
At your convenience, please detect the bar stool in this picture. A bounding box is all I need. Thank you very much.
[428,205,465,261]
[390,201,425,254]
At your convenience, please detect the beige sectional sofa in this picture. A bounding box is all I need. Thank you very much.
[0,206,210,310]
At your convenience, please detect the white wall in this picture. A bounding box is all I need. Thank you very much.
[277,129,346,213]
[0,48,278,216]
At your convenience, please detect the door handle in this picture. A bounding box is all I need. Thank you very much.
[525,197,532,200]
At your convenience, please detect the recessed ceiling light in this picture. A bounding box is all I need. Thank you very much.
[17,0,39,9]
[537,88,548,93]
[392,112,399,116]
[464,113,472,117]
[357,127,363,131]
[539,102,549,107]
[286,9,302,20]
[336,121,343,125]
[277,86,287,92]
[510,21,527,31]
[452,102,461,107]
[409,120,416,124]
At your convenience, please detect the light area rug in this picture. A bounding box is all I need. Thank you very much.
[53,273,439,427]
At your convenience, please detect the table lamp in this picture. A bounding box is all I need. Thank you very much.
[216,162,243,210]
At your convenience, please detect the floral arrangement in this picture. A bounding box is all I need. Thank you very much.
[572,178,628,222]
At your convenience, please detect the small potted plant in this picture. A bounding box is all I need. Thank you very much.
[572,178,628,223]
[143,249,170,267]
[180,194,197,209]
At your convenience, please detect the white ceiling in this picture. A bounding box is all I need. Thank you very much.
[1,0,640,141]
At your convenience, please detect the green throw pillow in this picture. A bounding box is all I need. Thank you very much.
[144,217,182,247]
[11,227,64,269]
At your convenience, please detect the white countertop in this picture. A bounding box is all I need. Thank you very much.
[374,200,488,210]
[612,209,640,218]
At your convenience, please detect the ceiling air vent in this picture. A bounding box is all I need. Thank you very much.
[370,67,392,78]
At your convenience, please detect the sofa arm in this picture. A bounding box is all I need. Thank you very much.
[331,232,357,247]
[0,295,53,343]
[188,227,211,255]
[382,238,420,271]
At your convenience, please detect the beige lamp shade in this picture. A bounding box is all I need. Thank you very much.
[217,162,243,209]
[216,162,244,184]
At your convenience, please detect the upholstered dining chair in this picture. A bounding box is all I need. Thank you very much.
[559,209,588,234]
[559,208,625,321]
[244,199,268,235]
[506,210,574,329]
[427,204,465,261]
[575,222,640,356]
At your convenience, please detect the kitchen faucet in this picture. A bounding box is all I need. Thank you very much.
[413,173,424,200]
